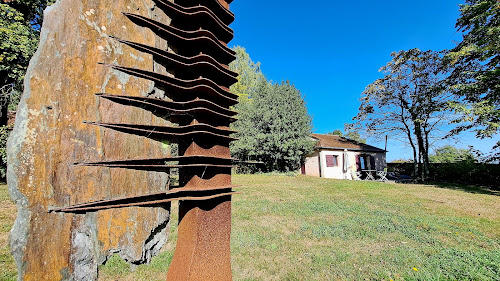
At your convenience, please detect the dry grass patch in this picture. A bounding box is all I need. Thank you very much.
[1,184,17,281]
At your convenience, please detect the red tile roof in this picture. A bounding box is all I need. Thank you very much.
[311,134,386,152]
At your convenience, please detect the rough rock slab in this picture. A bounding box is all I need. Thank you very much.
[7,0,171,280]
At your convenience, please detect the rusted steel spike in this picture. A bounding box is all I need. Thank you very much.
[152,0,233,42]
[122,12,234,53]
[75,155,236,166]
[97,93,237,116]
[85,122,235,136]
[123,12,235,64]
[123,12,228,43]
[50,185,240,211]
[112,36,237,77]
[176,0,234,24]
[52,191,241,213]
[78,163,234,168]
[111,37,237,86]
[84,123,236,143]
[154,0,233,27]
[94,94,238,122]
[103,63,235,98]
[86,122,237,142]
[55,186,239,210]
[98,65,237,106]
[171,0,234,26]
[75,163,234,173]
[101,63,236,100]
[97,96,236,121]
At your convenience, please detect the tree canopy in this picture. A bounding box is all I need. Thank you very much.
[0,0,55,124]
[2,0,55,28]
[327,129,343,136]
[0,0,55,179]
[229,46,266,102]
[353,49,452,180]
[429,145,476,163]
[445,0,499,161]
[229,47,314,172]
[0,4,37,110]
[231,80,314,172]
[327,129,366,144]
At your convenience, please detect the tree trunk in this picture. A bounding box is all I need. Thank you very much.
[414,124,426,182]
[423,130,430,179]
[0,94,8,127]
[0,104,7,127]
[407,134,418,177]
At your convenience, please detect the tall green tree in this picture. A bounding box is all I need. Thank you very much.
[229,46,266,102]
[231,80,314,172]
[327,128,366,144]
[344,130,366,144]
[0,0,55,179]
[0,0,55,125]
[353,49,452,180]
[429,145,476,163]
[3,0,55,28]
[229,47,314,172]
[445,0,499,161]
[327,129,343,136]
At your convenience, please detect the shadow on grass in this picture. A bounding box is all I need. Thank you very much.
[426,181,500,196]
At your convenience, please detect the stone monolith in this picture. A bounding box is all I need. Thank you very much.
[7,0,171,280]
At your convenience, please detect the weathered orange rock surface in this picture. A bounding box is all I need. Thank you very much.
[7,0,171,280]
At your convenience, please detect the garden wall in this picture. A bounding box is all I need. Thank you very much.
[388,162,500,189]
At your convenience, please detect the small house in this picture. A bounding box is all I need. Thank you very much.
[300,134,387,179]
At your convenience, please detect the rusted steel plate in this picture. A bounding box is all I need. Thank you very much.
[123,12,228,43]
[111,37,237,86]
[76,157,235,167]
[85,122,235,136]
[153,0,233,42]
[94,95,238,123]
[75,155,236,166]
[60,185,241,210]
[101,63,236,100]
[155,0,233,28]
[130,12,225,44]
[162,0,236,277]
[123,12,235,64]
[52,191,240,213]
[167,198,232,280]
[75,163,234,173]
[97,93,237,116]
[101,63,234,97]
[176,0,235,24]
[84,122,237,144]
[49,185,241,213]
[76,1,239,279]
[99,64,237,106]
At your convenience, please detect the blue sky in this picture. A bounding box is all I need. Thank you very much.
[227,0,497,161]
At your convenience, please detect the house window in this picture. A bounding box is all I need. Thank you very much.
[360,156,366,169]
[326,155,338,167]
[356,154,376,170]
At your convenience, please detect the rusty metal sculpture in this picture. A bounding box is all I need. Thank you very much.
[52,0,237,279]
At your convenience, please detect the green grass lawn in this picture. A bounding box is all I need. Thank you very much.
[0,183,17,281]
[2,175,499,280]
